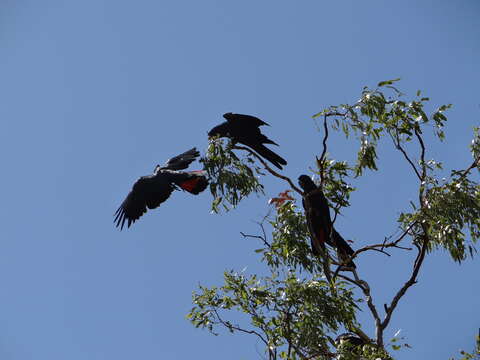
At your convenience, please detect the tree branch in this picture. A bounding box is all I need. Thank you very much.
[391,130,422,181]
[415,128,427,180]
[352,270,383,346]
[232,145,304,195]
[380,235,428,333]
[458,157,480,181]
[379,129,430,344]
[317,114,330,184]
[212,309,270,348]
[332,223,416,279]
[336,271,382,346]
[240,231,271,248]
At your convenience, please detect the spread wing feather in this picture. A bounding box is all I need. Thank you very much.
[114,176,174,230]
[223,113,269,127]
[163,148,200,170]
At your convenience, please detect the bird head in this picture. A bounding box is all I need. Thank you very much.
[208,123,228,139]
[222,112,234,120]
[298,175,317,193]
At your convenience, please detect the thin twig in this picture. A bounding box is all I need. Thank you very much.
[318,114,330,184]
[415,128,427,180]
[459,157,480,180]
[363,248,391,256]
[213,309,269,347]
[392,131,422,181]
[332,223,416,278]
[240,232,270,248]
[232,145,304,195]
[380,235,428,334]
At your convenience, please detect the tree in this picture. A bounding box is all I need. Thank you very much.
[187,79,480,359]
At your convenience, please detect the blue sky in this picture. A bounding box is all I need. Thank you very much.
[0,1,479,359]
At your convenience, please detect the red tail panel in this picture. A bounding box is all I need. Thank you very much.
[180,178,201,192]
[179,175,208,194]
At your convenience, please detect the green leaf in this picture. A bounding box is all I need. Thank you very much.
[378,78,401,87]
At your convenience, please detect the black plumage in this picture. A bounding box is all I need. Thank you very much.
[208,113,287,169]
[298,175,356,268]
[335,333,367,347]
[114,148,208,230]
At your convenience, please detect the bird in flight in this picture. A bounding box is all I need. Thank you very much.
[298,175,356,268]
[208,113,287,169]
[114,148,208,230]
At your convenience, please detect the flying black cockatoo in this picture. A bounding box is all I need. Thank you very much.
[298,175,356,268]
[208,113,287,169]
[114,148,208,230]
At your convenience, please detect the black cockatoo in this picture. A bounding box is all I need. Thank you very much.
[208,112,287,169]
[335,333,369,360]
[114,148,208,230]
[335,333,368,347]
[298,175,356,268]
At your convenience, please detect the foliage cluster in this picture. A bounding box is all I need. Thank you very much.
[189,80,480,359]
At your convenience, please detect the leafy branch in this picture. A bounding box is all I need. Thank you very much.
[190,79,480,359]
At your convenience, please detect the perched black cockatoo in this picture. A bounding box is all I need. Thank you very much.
[335,333,367,347]
[335,333,368,358]
[298,175,356,268]
[208,113,287,169]
[114,148,208,230]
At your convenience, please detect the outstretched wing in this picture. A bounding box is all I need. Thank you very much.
[223,112,270,127]
[114,175,174,230]
[162,148,200,170]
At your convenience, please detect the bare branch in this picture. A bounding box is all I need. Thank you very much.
[213,309,270,348]
[362,248,391,256]
[232,145,304,195]
[377,129,430,346]
[458,157,480,181]
[333,223,416,276]
[348,325,373,345]
[391,130,422,181]
[317,114,330,184]
[336,274,362,288]
[381,235,428,333]
[240,232,270,248]
[381,123,430,341]
[352,270,383,346]
[415,128,427,180]
[336,270,383,347]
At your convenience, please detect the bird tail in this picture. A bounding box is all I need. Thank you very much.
[332,229,356,268]
[173,171,209,195]
[258,133,279,146]
[252,144,287,169]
